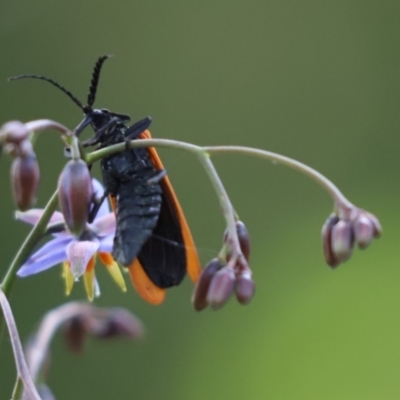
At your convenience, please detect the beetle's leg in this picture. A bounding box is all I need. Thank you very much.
[88,190,110,223]
[147,169,167,185]
[124,117,152,150]
[82,117,119,147]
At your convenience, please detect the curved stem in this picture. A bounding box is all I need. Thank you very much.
[195,154,244,268]
[87,139,353,209]
[24,119,73,137]
[26,302,93,382]
[0,288,41,400]
[1,190,59,295]
[25,301,144,385]
[204,145,353,209]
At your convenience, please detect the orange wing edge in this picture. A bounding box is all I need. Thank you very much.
[139,130,201,283]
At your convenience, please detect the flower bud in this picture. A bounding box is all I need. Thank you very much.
[353,215,374,249]
[224,220,251,262]
[321,214,340,268]
[94,309,144,339]
[1,120,30,144]
[207,267,235,310]
[63,315,88,353]
[365,211,382,238]
[58,159,93,236]
[331,220,354,263]
[235,271,255,305]
[192,259,223,311]
[11,154,40,211]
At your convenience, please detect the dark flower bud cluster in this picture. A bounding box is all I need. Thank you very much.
[192,221,255,311]
[58,159,94,236]
[0,121,40,210]
[322,208,381,268]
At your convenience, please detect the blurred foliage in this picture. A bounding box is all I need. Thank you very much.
[0,1,399,399]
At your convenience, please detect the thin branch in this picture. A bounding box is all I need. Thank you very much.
[1,190,59,295]
[0,287,41,400]
[87,139,353,209]
[26,302,93,381]
[195,154,245,269]
[11,376,23,400]
[204,145,353,209]
[0,191,59,342]
[25,302,144,385]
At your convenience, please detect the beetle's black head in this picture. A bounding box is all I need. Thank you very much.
[86,108,130,132]
[9,55,130,139]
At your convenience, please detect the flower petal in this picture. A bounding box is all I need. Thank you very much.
[98,252,127,292]
[63,261,74,295]
[90,213,116,237]
[83,257,96,301]
[15,209,64,226]
[66,240,99,280]
[17,236,72,277]
[24,236,72,265]
[98,235,114,253]
[92,179,110,217]
[84,268,96,301]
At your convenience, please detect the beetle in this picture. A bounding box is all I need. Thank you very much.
[10,55,201,304]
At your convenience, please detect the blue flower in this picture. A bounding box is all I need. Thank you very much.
[17,180,126,300]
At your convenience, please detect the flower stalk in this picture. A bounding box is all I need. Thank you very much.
[0,287,41,400]
[1,190,59,295]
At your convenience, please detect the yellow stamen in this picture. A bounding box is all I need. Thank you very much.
[83,257,96,301]
[63,261,74,295]
[99,252,127,292]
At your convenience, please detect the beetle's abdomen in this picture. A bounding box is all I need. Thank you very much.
[112,177,162,266]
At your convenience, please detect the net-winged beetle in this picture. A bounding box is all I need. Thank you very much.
[10,55,201,303]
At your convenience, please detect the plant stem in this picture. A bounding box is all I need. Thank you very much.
[0,190,59,343]
[0,288,41,400]
[11,376,23,400]
[204,145,353,208]
[195,154,245,268]
[1,190,59,295]
[87,139,353,209]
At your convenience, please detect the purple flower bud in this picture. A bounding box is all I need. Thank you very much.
[207,267,235,310]
[94,309,144,340]
[235,271,255,305]
[10,154,40,211]
[1,120,30,144]
[224,220,251,262]
[353,215,374,249]
[235,221,251,262]
[321,214,340,268]
[58,159,93,236]
[365,211,382,238]
[331,220,354,263]
[192,259,223,311]
[63,315,88,353]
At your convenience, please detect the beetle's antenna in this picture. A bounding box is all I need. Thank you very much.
[8,75,84,110]
[87,55,112,109]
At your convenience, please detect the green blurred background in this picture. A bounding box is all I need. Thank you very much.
[0,1,399,399]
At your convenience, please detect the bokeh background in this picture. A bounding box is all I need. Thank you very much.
[0,1,399,399]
